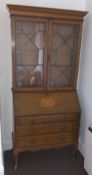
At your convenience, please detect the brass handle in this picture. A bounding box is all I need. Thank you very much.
[61,116,65,120]
[61,126,66,131]
[31,128,35,133]
[60,136,65,141]
[31,120,35,124]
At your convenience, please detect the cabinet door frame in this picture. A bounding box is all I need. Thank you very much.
[47,19,83,91]
[11,16,48,90]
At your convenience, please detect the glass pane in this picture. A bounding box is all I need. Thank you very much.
[15,21,45,88]
[48,23,79,88]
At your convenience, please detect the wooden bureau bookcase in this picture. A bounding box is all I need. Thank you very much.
[7,5,87,169]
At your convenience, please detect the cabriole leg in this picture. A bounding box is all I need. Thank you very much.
[13,150,19,170]
[72,144,77,160]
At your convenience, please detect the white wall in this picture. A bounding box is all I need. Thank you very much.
[0,124,4,175]
[6,0,86,10]
[0,0,13,150]
[0,0,86,150]
[0,84,4,174]
[78,0,92,156]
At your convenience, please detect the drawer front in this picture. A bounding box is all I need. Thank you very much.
[16,133,76,148]
[15,122,79,136]
[15,114,79,126]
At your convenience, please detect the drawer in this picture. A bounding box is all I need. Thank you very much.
[16,133,75,148]
[15,114,79,126]
[15,122,79,136]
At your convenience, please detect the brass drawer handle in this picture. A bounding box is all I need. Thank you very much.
[62,117,65,120]
[31,128,35,133]
[60,136,65,141]
[31,120,35,124]
[61,126,66,131]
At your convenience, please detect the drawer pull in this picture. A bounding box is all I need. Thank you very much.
[61,126,66,131]
[62,117,65,120]
[31,120,35,124]
[31,129,35,133]
[59,136,65,141]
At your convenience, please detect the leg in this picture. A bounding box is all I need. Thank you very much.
[72,143,77,160]
[13,150,19,170]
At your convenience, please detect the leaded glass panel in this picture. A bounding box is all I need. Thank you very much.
[15,20,45,88]
[48,23,79,88]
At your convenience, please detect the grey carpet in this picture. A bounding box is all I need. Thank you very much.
[4,146,88,175]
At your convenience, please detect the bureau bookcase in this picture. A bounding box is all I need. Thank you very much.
[7,5,87,169]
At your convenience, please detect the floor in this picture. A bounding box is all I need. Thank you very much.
[4,146,88,175]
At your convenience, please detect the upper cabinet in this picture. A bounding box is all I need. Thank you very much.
[7,5,87,90]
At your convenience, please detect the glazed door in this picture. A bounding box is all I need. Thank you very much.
[48,20,80,89]
[13,17,48,89]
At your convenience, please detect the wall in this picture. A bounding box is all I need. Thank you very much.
[0,86,4,174]
[78,0,92,156]
[6,0,86,10]
[0,124,4,175]
[0,0,85,150]
[0,0,13,150]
